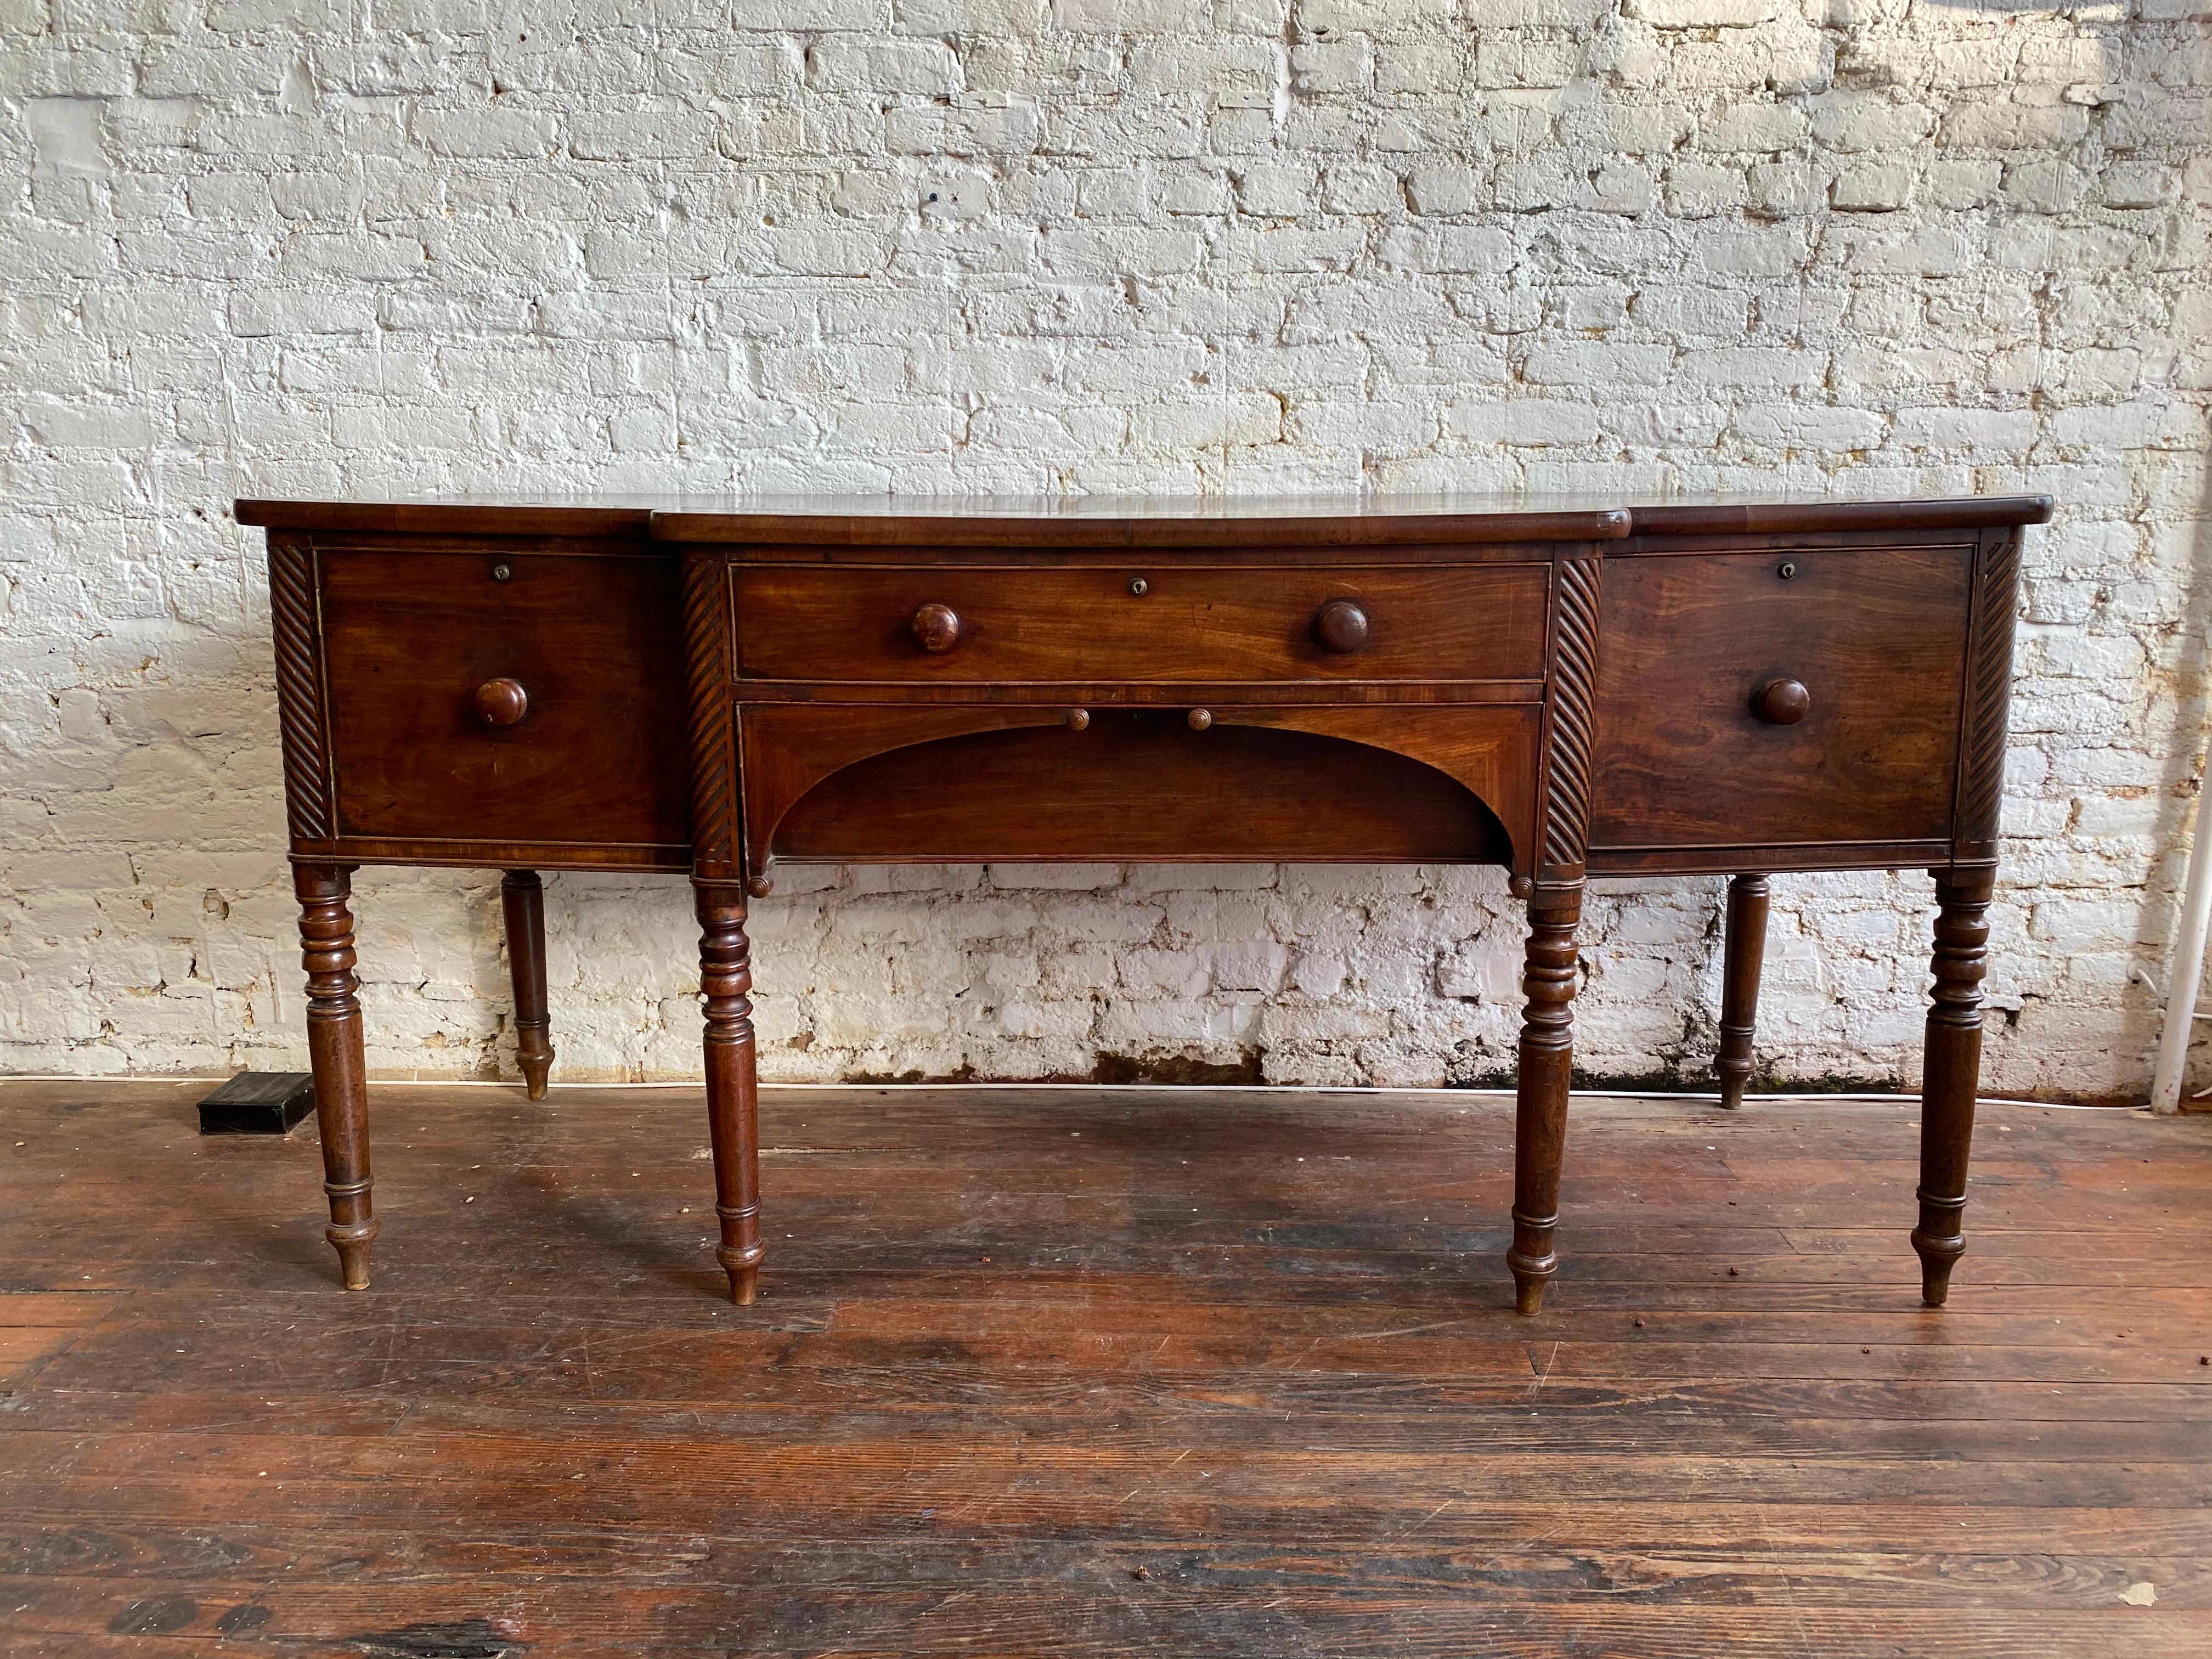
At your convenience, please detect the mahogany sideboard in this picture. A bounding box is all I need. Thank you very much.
[236,491,2052,1313]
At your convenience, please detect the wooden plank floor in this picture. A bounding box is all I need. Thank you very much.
[1,1080,2208,1658]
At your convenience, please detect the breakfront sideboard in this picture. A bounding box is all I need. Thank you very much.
[236,492,2051,1313]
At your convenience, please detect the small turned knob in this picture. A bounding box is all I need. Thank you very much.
[1312,599,1370,654]
[473,678,528,727]
[1064,707,1090,731]
[1186,708,1212,731]
[910,602,962,653]
[1751,678,1812,726]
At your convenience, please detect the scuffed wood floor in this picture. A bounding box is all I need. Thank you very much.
[1,1080,2208,1658]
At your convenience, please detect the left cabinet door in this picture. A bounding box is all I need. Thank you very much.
[315,544,692,865]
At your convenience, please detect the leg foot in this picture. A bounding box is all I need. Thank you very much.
[1915,868,1993,1308]
[1911,1194,1967,1307]
[330,1210,374,1291]
[295,864,378,1291]
[501,871,555,1101]
[1508,1233,1554,1315]
[697,881,764,1305]
[1716,873,1769,1110]
[1508,881,1583,1314]
[722,1259,759,1306]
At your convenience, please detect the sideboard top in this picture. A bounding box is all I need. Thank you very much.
[235,490,2055,547]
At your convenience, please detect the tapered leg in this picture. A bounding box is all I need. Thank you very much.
[501,870,555,1100]
[1509,881,1584,1315]
[1716,873,1770,1110]
[695,880,764,1305]
[1914,867,1993,1307]
[294,863,376,1290]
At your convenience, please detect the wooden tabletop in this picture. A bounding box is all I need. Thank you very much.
[234,490,2057,544]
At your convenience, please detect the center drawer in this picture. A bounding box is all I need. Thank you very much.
[729,562,1549,685]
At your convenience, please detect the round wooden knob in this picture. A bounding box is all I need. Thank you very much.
[1751,678,1812,726]
[1186,708,1212,731]
[1312,599,1370,654]
[1064,707,1090,731]
[473,678,528,727]
[910,602,961,653]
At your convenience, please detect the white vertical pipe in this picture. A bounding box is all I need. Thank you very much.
[2151,783,2212,1113]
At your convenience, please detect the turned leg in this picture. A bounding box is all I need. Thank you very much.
[1715,873,1770,1110]
[1914,867,1993,1307]
[1509,881,1584,1316]
[695,881,764,1305]
[501,870,555,1100]
[294,864,376,1290]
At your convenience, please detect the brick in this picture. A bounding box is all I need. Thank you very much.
[1377,225,1514,273]
[1832,162,1911,212]
[884,96,1042,156]
[1446,400,1600,445]
[2101,163,2179,210]
[1666,161,1745,218]
[1053,0,1208,24]
[808,39,962,94]
[1522,342,1675,386]
[1234,163,1315,218]
[1406,163,1481,216]
[1291,39,1370,93]
[1942,102,2091,150]
[413,107,557,159]
[730,0,888,24]
[1626,0,1777,22]
[1807,92,1935,152]
[1296,0,1452,29]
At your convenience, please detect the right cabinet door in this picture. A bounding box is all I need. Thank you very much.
[1588,544,1974,854]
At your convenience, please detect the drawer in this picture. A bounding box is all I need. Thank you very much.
[729,562,1549,684]
[1588,546,1973,850]
[740,703,1534,870]
[318,548,689,850]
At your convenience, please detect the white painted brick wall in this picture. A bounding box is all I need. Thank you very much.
[2,3,2207,1103]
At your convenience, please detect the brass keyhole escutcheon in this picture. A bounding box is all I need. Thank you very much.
[1127,577,1149,596]
[491,563,512,582]
[1776,561,1797,581]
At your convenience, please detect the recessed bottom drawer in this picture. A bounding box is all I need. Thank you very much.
[738,703,1542,879]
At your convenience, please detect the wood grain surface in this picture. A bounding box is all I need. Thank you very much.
[1589,544,1973,851]
[730,561,1551,684]
[316,547,690,854]
[0,1080,2202,1657]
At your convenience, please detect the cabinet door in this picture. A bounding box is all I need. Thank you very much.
[319,546,689,858]
[1588,545,1973,853]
